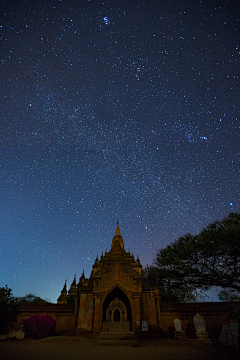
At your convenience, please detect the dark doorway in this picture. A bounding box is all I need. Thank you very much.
[102,286,132,330]
[114,308,120,321]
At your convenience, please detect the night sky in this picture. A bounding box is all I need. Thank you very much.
[1,0,239,303]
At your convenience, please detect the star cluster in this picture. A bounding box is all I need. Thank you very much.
[0,0,239,302]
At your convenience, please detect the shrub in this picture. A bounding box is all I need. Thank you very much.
[0,286,18,334]
[22,315,56,339]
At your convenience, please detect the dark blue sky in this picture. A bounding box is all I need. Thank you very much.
[1,0,239,302]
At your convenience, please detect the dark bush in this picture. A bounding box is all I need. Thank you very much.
[22,315,56,339]
[0,286,18,334]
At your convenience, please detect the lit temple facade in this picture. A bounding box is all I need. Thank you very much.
[57,222,160,333]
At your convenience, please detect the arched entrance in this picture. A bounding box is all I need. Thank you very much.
[102,286,132,332]
[114,308,120,321]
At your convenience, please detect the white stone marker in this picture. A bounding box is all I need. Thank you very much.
[193,312,209,340]
[174,318,185,337]
[219,325,230,347]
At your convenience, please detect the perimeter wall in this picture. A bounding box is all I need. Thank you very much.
[160,302,240,338]
[12,301,240,338]
[15,304,76,332]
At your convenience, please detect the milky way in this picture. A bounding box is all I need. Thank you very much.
[1,0,239,302]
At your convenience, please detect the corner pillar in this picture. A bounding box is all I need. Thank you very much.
[74,298,80,329]
[93,295,101,333]
[133,295,141,332]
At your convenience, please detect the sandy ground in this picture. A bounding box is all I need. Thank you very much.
[0,335,238,360]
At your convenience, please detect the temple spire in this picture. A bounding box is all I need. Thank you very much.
[81,269,85,279]
[111,221,124,249]
[115,221,121,236]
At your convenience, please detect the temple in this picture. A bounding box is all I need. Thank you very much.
[57,222,160,333]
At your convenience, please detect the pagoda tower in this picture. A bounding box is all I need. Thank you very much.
[57,222,160,333]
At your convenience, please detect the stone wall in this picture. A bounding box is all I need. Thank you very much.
[141,291,159,331]
[15,304,75,333]
[12,301,240,337]
[159,302,240,339]
[77,293,95,332]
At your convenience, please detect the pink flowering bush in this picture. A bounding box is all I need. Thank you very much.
[22,315,56,339]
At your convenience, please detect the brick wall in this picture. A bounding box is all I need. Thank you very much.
[12,301,240,337]
[159,302,240,339]
[15,304,75,333]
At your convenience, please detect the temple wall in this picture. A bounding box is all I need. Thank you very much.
[14,304,75,333]
[77,293,94,332]
[141,291,158,331]
[11,301,240,337]
[159,302,240,339]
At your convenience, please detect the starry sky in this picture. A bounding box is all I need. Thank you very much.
[1,0,239,303]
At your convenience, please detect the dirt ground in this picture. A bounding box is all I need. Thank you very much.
[0,335,238,360]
